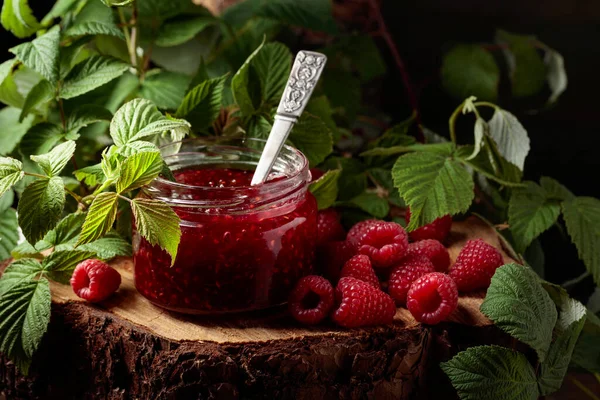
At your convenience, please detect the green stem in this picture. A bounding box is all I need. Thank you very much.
[448,102,463,144]
[65,187,85,207]
[118,6,137,69]
[569,377,600,400]
[474,101,500,110]
[24,172,48,179]
[117,194,132,203]
[58,98,66,130]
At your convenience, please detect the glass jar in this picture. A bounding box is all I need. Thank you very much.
[133,138,318,314]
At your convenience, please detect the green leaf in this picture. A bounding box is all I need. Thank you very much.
[42,212,85,247]
[30,140,76,177]
[392,150,474,231]
[361,142,453,157]
[370,117,416,149]
[309,169,340,210]
[18,123,63,158]
[116,151,163,193]
[0,107,34,155]
[0,190,14,212]
[42,249,95,284]
[508,182,561,253]
[322,67,361,120]
[156,15,215,47]
[19,79,54,122]
[246,115,272,139]
[441,44,500,102]
[151,39,204,76]
[138,70,191,110]
[65,105,113,138]
[42,0,79,24]
[304,95,338,140]
[60,56,129,100]
[562,197,600,285]
[572,312,600,373]
[441,345,538,400]
[78,232,132,260]
[175,75,227,130]
[544,48,567,104]
[73,164,105,187]
[10,26,60,83]
[0,208,19,262]
[0,258,42,295]
[138,0,189,19]
[459,140,524,187]
[131,198,181,265]
[100,0,134,6]
[289,113,333,167]
[321,157,366,201]
[257,0,337,34]
[0,278,51,375]
[540,176,574,201]
[538,295,586,395]
[76,192,118,246]
[0,157,24,197]
[480,264,558,362]
[66,0,123,38]
[251,42,292,106]
[0,59,16,85]
[17,176,65,244]
[58,37,91,80]
[487,108,530,170]
[347,192,390,219]
[231,40,265,115]
[334,34,386,82]
[1,0,40,38]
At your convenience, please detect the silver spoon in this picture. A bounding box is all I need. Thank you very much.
[251,50,327,185]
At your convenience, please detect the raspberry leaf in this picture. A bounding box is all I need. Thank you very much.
[78,232,132,260]
[10,26,60,83]
[251,42,292,106]
[139,70,190,110]
[255,0,337,34]
[65,105,112,138]
[540,176,574,201]
[309,169,340,210]
[480,264,558,362]
[347,192,390,219]
[115,151,163,193]
[175,74,227,130]
[0,258,42,295]
[487,108,530,171]
[231,39,265,116]
[60,56,129,100]
[131,198,181,266]
[74,163,105,187]
[1,0,40,38]
[18,177,65,244]
[441,345,538,400]
[19,79,54,122]
[30,140,76,177]
[0,278,51,375]
[0,157,24,198]
[0,207,19,262]
[42,249,95,284]
[0,107,35,155]
[155,15,216,47]
[392,150,474,231]
[77,192,119,246]
[561,197,600,285]
[571,311,600,373]
[289,113,334,167]
[508,181,561,253]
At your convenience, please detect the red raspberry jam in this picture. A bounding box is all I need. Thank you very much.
[133,139,318,314]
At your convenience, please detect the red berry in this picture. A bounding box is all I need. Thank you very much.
[332,277,396,328]
[405,239,450,272]
[70,259,121,303]
[407,272,458,325]
[405,208,452,243]
[354,221,408,269]
[346,219,380,246]
[317,240,356,282]
[340,255,380,288]
[309,168,325,182]
[317,208,346,244]
[289,275,335,325]
[388,255,435,305]
[449,239,504,292]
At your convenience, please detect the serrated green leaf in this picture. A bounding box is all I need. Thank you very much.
[245,115,272,139]
[10,26,60,83]
[0,258,42,295]
[18,176,65,244]
[78,232,132,260]
[257,0,337,34]
[19,79,54,122]
[322,67,361,120]
[540,176,574,201]
[65,105,113,138]
[115,140,159,157]
[0,107,34,155]
[572,312,600,373]
[459,139,524,187]
[19,123,63,158]
[480,264,558,362]
[10,241,42,260]
[139,70,191,110]
[42,0,79,24]
[321,156,366,201]
[305,95,338,140]
[151,39,204,75]
[231,40,265,115]
[347,192,390,219]
[175,75,227,130]
[66,21,124,38]
[0,59,16,86]
[42,249,95,284]
[523,238,545,278]
[137,0,189,19]
[538,295,586,395]
[252,42,292,106]
[370,117,416,149]
[441,44,500,102]
[30,140,76,177]
[508,182,561,253]
[289,113,333,167]
[392,151,474,231]
[0,190,14,213]
[58,37,91,80]
[116,151,163,193]
[441,345,538,400]
[0,157,24,198]
[131,198,180,265]
[309,169,340,210]
[361,142,454,157]
[156,15,215,47]
[487,108,530,170]
[544,48,567,104]
[76,192,118,246]
[0,208,19,262]
[73,164,105,187]
[43,213,85,247]
[0,278,51,375]
[60,56,129,99]
[132,118,190,143]
[1,0,40,38]
[562,197,600,285]
[333,34,386,82]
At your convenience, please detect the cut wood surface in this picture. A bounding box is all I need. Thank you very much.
[0,216,515,400]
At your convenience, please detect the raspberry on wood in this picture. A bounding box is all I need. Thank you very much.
[405,239,450,272]
[449,239,504,292]
[289,275,335,325]
[354,221,408,268]
[332,277,396,328]
[70,259,122,303]
[340,255,380,288]
[407,272,458,325]
[388,255,435,305]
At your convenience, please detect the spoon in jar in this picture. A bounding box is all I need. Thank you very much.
[250,50,327,186]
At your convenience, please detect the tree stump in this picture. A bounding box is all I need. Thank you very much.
[0,216,516,399]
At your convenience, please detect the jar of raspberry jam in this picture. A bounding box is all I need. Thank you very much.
[133,138,318,314]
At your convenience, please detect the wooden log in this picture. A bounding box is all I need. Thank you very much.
[0,216,515,399]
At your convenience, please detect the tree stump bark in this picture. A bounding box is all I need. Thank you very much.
[0,216,516,399]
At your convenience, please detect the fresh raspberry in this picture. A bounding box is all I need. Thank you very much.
[340,255,380,288]
[309,168,325,182]
[354,221,408,269]
[70,259,121,303]
[407,272,458,325]
[449,239,504,292]
[332,277,396,328]
[317,208,346,244]
[405,208,452,243]
[388,255,435,305]
[346,219,380,246]
[289,275,335,325]
[316,240,356,282]
[405,239,450,272]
